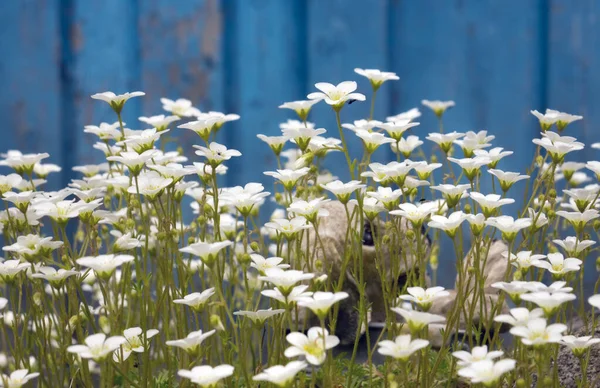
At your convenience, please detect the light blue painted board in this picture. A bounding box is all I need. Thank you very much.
[224,0,307,192]
[138,0,224,157]
[0,0,63,187]
[389,0,546,285]
[71,0,142,167]
[306,0,392,182]
[547,0,600,295]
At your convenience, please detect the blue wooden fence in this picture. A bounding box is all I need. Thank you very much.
[0,0,599,188]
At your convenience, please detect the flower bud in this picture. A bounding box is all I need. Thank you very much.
[406,230,415,240]
[238,253,251,266]
[99,316,111,334]
[516,378,527,388]
[382,234,391,245]
[463,204,472,214]
[210,314,225,331]
[33,292,43,308]
[315,259,323,271]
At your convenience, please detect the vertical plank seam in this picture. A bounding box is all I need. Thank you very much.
[538,0,550,128]
[296,0,308,98]
[222,0,238,187]
[59,0,75,188]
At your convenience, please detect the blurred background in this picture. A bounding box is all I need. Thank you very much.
[1,0,600,288]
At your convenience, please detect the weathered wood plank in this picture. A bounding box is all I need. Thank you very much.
[224,0,307,189]
[0,0,63,186]
[70,0,142,166]
[306,0,392,181]
[138,0,224,157]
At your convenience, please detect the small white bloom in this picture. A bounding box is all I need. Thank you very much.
[307,81,366,109]
[259,268,314,294]
[320,180,365,203]
[387,107,421,123]
[166,329,216,355]
[390,307,446,332]
[67,333,127,361]
[452,345,503,367]
[76,254,135,279]
[297,291,349,319]
[178,364,234,387]
[399,287,450,311]
[114,327,159,362]
[91,91,144,113]
[457,359,516,386]
[494,307,545,327]
[532,252,582,277]
[139,114,179,130]
[510,318,567,346]
[484,216,532,242]
[279,100,319,120]
[377,334,429,361]
[193,142,241,166]
[284,327,339,365]
[421,100,455,116]
[249,254,290,275]
[179,240,233,266]
[469,192,514,217]
[354,68,399,88]
[173,289,215,312]
[560,335,600,357]
[488,169,529,192]
[0,369,40,388]
[160,97,201,117]
[234,308,286,325]
[253,360,308,387]
[520,292,576,315]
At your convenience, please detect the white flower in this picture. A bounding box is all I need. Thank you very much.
[525,281,573,294]
[426,132,464,152]
[387,107,421,122]
[173,289,215,312]
[378,120,420,141]
[355,130,395,153]
[390,201,437,227]
[412,161,442,180]
[139,114,180,130]
[490,281,532,303]
[284,327,339,365]
[484,216,532,242]
[30,266,78,288]
[264,217,311,239]
[469,192,514,216]
[149,163,195,181]
[0,260,33,281]
[264,168,310,191]
[253,360,307,387]
[76,254,135,279]
[391,307,446,332]
[261,285,313,306]
[494,307,545,327]
[307,81,366,109]
[166,329,216,355]
[448,156,491,180]
[453,345,503,367]
[91,91,144,113]
[510,318,567,346]
[354,68,399,88]
[589,294,600,309]
[488,169,529,192]
[560,335,600,357]
[0,298,7,311]
[342,119,383,133]
[2,234,63,259]
[428,212,468,237]
[392,135,423,157]
[194,142,241,166]
[33,163,61,178]
[234,308,286,325]
[377,334,429,361]
[457,359,516,386]
[249,254,290,275]
[563,188,597,212]
[128,171,172,199]
[106,150,157,175]
[531,109,559,130]
[421,100,455,116]
[220,183,270,216]
[278,100,319,120]
[120,128,165,152]
[473,147,513,168]
[520,292,576,315]
[556,209,600,233]
[178,364,234,387]
[160,97,201,117]
[259,268,314,294]
[84,122,122,140]
[532,132,584,163]
[548,109,583,130]
[287,197,330,222]
[320,180,365,203]
[0,174,23,195]
[586,161,600,179]
[454,130,494,154]
[256,134,290,155]
[0,369,40,388]
[533,252,582,277]
[366,187,403,209]
[180,240,233,266]
[399,287,450,311]
[431,183,470,208]
[67,333,127,361]
[0,152,50,174]
[113,327,159,362]
[297,291,349,319]
[505,251,546,270]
